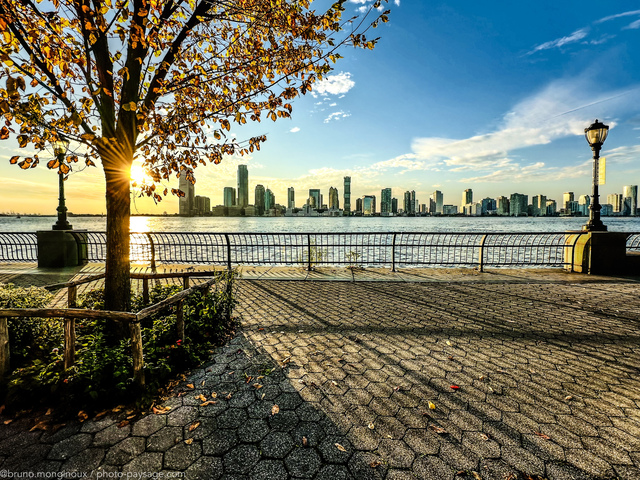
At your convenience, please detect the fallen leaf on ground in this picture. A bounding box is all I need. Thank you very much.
[95,410,109,419]
[126,415,135,420]
[228,371,235,375]
[211,392,217,398]
[186,384,194,389]
[195,394,207,402]
[3,419,12,425]
[450,385,460,390]
[565,395,573,401]
[184,438,193,445]
[261,393,266,400]
[331,381,338,386]
[152,406,171,414]
[370,460,381,468]
[471,472,482,480]
[200,401,216,407]
[281,357,291,365]
[253,384,263,389]
[118,420,129,428]
[271,405,280,416]
[428,401,436,410]
[45,408,53,416]
[302,436,308,447]
[189,421,200,432]
[245,376,253,383]
[335,443,347,452]
[201,380,205,386]
[448,355,454,360]
[480,433,489,441]
[30,421,49,432]
[225,393,232,400]
[534,431,550,440]
[429,424,447,434]
[78,411,88,422]
[368,423,375,430]
[446,340,452,346]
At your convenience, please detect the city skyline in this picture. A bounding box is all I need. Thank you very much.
[2,2,640,215]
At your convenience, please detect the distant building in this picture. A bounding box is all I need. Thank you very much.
[496,196,509,216]
[566,201,580,214]
[462,189,473,208]
[178,174,195,216]
[309,189,321,210]
[255,184,265,216]
[601,204,613,216]
[443,205,458,215]
[509,193,528,216]
[578,194,590,216]
[194,195,210,216]
[531,195,547,216]
[329,187,339,210]
[607,193,623,213]
[546,200,557,216]
[287,187,295,210]
[362,195,376,216]
[391,198,398,214]
[223,187,236,208]
[381,188,392,215]
[237,165,249,208]
[265,188,275,212]
[623,185,638,215]
[481,197,496,215]
[343,177,351,214]
[465,202,482,216]
[355,197,363,214]
[432,190,443,215]
[563,192,574,212]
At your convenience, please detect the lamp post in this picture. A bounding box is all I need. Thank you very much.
[52,137,72,230]
[583,119,609,232]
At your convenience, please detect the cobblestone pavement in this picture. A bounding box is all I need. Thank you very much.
[1,271,640,479]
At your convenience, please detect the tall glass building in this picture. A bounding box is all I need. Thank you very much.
[344,177,351,214]
[237,165,249,208]
[380,188,392,214]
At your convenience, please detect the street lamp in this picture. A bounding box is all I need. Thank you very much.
[52,136,72,230]
[583,119,609,232]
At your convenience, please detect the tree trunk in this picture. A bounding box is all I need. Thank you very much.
[104,164,131,315]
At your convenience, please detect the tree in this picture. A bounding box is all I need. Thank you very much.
[0,0,389,313]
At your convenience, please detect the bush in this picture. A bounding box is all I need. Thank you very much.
[3,272,236,411]
[0,283,58,367]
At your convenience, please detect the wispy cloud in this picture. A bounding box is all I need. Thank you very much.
[324,111,351,123]
[623,19,640,30]
[289,127,300,133]
[528,28,589,55]
[595,10,640,24]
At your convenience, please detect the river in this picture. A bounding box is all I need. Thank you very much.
[2,215,640,233]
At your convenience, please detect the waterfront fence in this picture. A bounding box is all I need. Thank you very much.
[6,230,640,270]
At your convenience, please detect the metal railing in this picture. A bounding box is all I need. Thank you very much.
[9,230,640,270]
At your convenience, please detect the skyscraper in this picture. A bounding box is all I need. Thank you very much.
[265,188,275,211]
[403,191,411,215]
[391,198,398,214]
[287,187,295,209]
[223,187,236,207]
[509,193,528,216]
[578,194,590,216]
[462,189,473,208]
[563,192,574,211]
[532,195,547,216]
[178,174,195,216]
[254,184,265,216]
[623,185,638,215]
[496,196,510,216]
[237,165,248,208]
[309,189,321,210]
[410,191,416,216]
[607,193,623,213]
[432,190,443,215]
[328,187,339,210]
[380,188,392,214]
[362,195,376,215]
[343,177,351,214]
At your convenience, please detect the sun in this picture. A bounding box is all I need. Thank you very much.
[129,165,149,185]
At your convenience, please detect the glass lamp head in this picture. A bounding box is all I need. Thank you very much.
[53,137,70,156]
[584,119,609,147]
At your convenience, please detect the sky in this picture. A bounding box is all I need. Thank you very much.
[2,0,640,214]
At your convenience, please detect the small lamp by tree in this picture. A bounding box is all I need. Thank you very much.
[583,119,609,232]
[52,137,72,230]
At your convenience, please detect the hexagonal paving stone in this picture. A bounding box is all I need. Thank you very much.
[47,434,93,461]
[164,440,202,470]
[285,447,322,478]
[260,432,295,459]
[237,418,270,443]
[202,429,238,456]
[250,459,290,480]
[223,444,260,474]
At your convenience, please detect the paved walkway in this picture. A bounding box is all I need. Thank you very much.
[1,267,640,479]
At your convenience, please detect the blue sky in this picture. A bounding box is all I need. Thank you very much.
[2,0,640,214]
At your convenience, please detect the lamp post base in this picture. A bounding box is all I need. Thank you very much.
[582,221,607,232]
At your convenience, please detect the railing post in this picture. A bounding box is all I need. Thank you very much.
[130,320,145,388]
[64,318,75,369]
[225,234,232,271]
[478,234,488,272]
[307,234,312,271]
[0,317,9,379]
[143,278,150,304]
[68,285,77,308]
[145,233,157,272]
[392,233,397,272]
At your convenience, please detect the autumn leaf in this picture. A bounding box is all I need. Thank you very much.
[118,420,130,428]
[429,424,447,434]
[534,431,550,440]
[186,384,194,389]
[368,423,375,430]
[428,401,436,410]
[253,384,263,389]
[184,438,193,445]
[189,421,200,432]
[195,394,207,402]
[78,411,88,422]
[30,421,49,432]
[9,155,19,164]
[302,436,308,447]
[200,401,217,407]
[271,405,280,416]
[335,443,347,452]
[370,460,381,468]
[450,385,460,390]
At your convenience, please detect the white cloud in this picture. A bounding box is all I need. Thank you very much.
[394,0,400,5]
[623,19,640,30]
[528,28,589,55]
[596,10,640,24]
[289,127,300,133]
[313,72,355,97]
[323,111,352,123]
